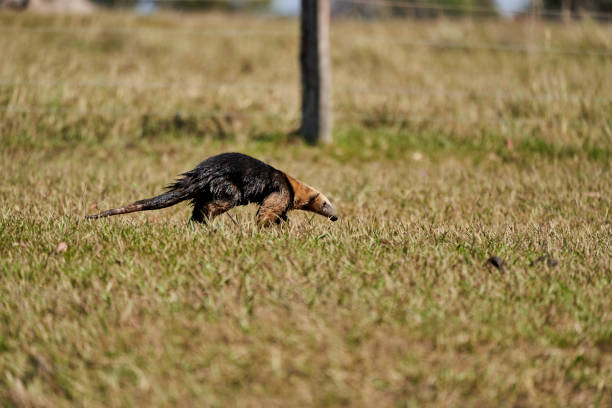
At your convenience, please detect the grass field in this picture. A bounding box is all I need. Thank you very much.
[1,10,611,407]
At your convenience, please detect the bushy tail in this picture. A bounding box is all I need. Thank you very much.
[85,188,190,220]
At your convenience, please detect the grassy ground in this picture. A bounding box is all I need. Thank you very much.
[1,10,611,407]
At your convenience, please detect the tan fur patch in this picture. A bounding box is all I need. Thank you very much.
[307,194,325,213]
[257,190,291,226]
[285,174,336,220]
[286,175,319,210]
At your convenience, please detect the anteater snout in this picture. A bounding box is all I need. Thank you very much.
[324,205,338,222]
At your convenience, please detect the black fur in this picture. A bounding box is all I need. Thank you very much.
[173,152,293,206]
[86,152,294,223]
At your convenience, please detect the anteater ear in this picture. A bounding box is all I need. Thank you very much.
[307,193,320,205]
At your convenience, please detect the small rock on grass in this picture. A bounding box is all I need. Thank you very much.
[484,256,505,272]
[55,242,68,254]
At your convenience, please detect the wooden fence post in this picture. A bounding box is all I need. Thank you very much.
[300,0,332,144]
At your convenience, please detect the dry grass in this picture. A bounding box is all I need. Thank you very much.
[0,10,611,407]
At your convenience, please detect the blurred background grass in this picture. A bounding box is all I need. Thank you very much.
[0,2,611,407]
[1,9,611,158]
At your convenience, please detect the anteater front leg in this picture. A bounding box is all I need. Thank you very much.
[256,190,291,227]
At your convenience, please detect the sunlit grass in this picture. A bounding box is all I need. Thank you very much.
[0,10,610,408]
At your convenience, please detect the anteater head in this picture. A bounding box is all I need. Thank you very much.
[287,175,338,222]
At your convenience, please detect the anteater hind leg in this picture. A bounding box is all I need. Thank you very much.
[191,201,209,224]
[191,200,237,224]
[191,188,239,224]
[207,200,236,219]
[256,190,291,227]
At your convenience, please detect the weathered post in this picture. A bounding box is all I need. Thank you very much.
[300,0,332,144]
[561,0,571,23]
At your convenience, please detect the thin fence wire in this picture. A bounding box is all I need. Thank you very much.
[342,36,612,57]
[340,35,612,58]
[79,0,612,21]
[2,26,610,58]
[0,104,300,120]
[0,79,296,92]
[337,0,612,20]
[2,104,604,130]
[2,79,610,104]
[0,25,296,36]
[344,86,612,104]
